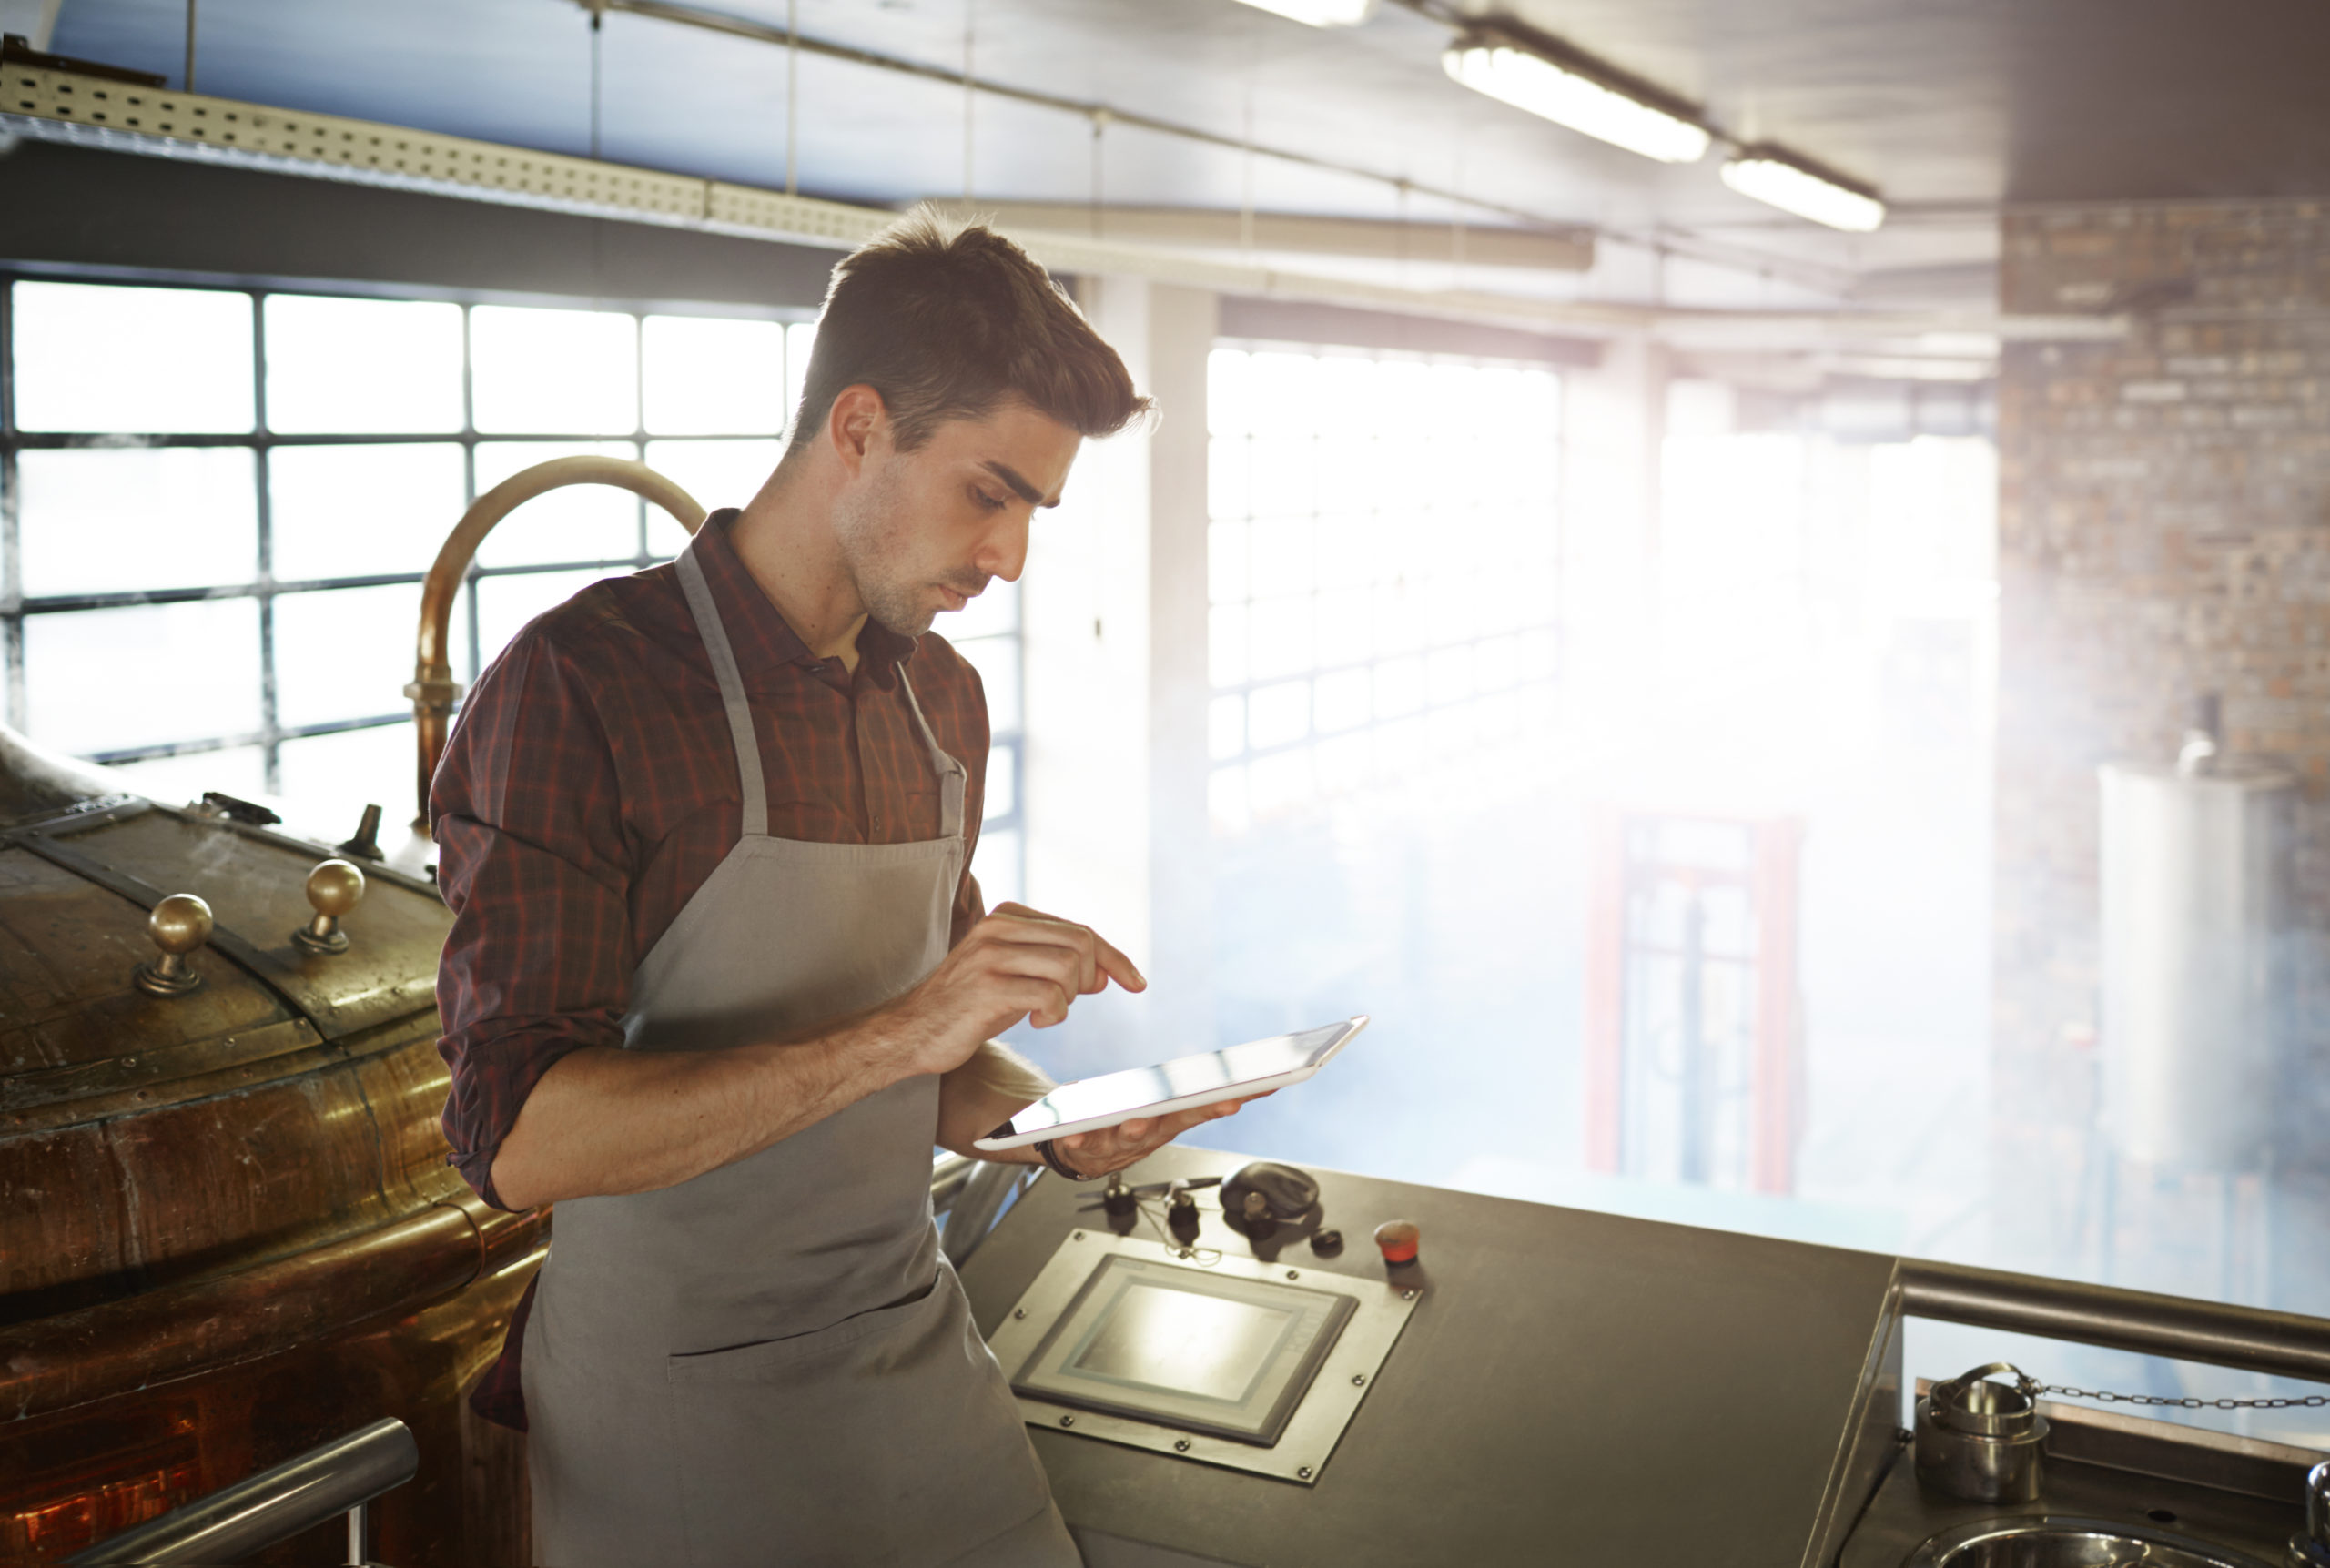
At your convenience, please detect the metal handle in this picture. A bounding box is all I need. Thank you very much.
[64,1417,417,1565]
[1899,1258,2330,1385]
[1928,1362,2041,1436]
[410,456,704,829]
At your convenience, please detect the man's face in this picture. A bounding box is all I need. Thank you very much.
[832,397,1082,637]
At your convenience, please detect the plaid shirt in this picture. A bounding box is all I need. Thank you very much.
[432,508,989,1211]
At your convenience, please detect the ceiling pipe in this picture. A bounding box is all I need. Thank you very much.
[580,0,1861,299]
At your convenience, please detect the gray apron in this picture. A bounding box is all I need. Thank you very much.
[522,534,1079,1568]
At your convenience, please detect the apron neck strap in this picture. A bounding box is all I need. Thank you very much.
[674,537,769,839]
[895,664,967,844]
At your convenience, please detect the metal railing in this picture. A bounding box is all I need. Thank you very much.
[1899,1258,2330,1386]
[931,1150,1034,1267]
[65,1417,417,1567]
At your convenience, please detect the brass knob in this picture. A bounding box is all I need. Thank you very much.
[134,893,214,996]
[291,858,366,956]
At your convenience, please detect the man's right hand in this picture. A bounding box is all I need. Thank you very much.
[881,902,1146,1078]
[493,903,1144,1209]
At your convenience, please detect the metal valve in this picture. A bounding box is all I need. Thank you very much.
[291,858,366,956]
[134,893,214,996]
[2293,1461,2330,1568]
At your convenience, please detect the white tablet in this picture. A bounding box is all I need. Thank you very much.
[974,1016,1368,1152]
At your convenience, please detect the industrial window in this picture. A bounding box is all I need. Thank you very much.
[1204,343,1561,830]
[0,277,1023,895]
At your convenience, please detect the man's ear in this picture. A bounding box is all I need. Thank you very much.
[827,384,888,479]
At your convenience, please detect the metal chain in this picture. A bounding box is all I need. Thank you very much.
[2040,1383,2330,1411]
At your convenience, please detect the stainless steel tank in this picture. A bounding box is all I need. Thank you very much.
[2097,755,2294,1171]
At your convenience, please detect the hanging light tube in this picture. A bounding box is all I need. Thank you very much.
[1441,32,1709,164]
[1720,147,1886,232]
[1230,0,1378,25]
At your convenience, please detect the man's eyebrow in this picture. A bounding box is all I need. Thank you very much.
[980,460,1060,509]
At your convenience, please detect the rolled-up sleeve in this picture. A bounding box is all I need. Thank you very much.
[432,628,636,1210]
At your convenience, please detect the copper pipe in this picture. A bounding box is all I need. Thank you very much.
[409,457,704,830]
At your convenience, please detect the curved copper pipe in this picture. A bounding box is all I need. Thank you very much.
[408,457,705,829]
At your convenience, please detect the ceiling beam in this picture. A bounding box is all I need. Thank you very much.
[0,63,2122,347]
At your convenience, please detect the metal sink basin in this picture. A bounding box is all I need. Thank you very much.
[1904,1515,2284,1568]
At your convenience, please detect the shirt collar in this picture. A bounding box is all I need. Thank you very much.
[692,509,917,689]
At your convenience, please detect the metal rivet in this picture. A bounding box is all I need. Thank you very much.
[1072,1230,1084,1240]
[1297,1465,1313,1479]
[1402,1289,1417,1300]
[1173,1438,1190,1452]
[1013,1308,1027,1320]
[1351,1373,1365,1386]
[1059,1414,1075,1428]
[1285,1269,1299,1280]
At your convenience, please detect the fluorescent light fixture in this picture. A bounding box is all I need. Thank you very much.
[1720,152,1885,232]
[1230,0,1378,25]
[1442,36,1709,164]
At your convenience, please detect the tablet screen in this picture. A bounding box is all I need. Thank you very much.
[1002,1018,1358,1141]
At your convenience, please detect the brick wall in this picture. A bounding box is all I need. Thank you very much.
[1994,202,2330,1280]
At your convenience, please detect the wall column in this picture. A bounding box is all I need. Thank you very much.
[1021,278,1216,1067]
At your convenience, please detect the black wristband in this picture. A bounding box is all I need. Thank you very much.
[1035,1138,1098,1181]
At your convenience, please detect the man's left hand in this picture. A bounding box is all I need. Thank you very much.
[1048,1093,1272,1179]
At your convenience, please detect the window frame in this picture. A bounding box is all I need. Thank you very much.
[1202,334,1565,821]
[0,269,1024,877]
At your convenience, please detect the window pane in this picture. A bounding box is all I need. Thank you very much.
[1209,764,1249,835]
[935,576,1018,642]
[12,282,254,433]
[785,322,816,432]
[1210,603,1247,687]
[1209,436,1250,521]
[1247,594,1314,680]
[984,743,1017,824]
[1248,679,1311,750]
[103,745,268,809]
[643,316,785,436]
[270,443,467,582]
[975,826,1021,907]
[1314,667,1372,733]
[1209,521,1249,605]
[24,600,261,755]
[470,305,638,435]
[264,295,464,433]
[643,438,783,537]
[278,722,415,841]
[1208,349,1253,437]
[953,634,1020,733]
[17,448,257,597]
[276,582,454,729]
[1249,745,1314,815]
[1210,693,1246,761]
[472,442,642,568]
[474,567,627,673]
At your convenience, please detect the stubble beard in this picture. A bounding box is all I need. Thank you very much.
[833,461,940,638]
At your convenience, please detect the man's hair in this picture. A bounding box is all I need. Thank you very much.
[787,207,1150,457]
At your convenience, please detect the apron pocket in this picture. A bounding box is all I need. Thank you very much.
[662,1271,1052,1568]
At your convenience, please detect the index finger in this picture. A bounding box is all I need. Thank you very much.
[1089,928,1147,994]
[993,903,1146,994]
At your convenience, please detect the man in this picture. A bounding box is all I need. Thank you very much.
[434,213,1247,1567]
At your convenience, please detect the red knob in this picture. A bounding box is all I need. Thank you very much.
[1373,1219,1420,1265]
